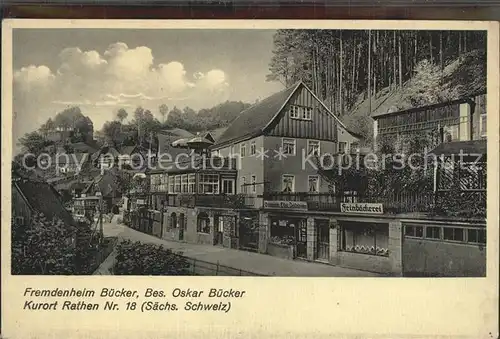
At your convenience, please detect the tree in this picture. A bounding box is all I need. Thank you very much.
[102,121,122,147]
[159,104,169,124]
[116,108,128,126]
[166,106,184,127]
[18,131,53,155]
[266,29,486,122]
[11,212,77,275]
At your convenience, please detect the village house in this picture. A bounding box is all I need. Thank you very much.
[12,170,76,228]
[82,168,123,214]
[128,82,486,277]
[371,92,487,151]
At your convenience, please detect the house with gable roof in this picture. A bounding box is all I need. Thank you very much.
[211,81,361,200]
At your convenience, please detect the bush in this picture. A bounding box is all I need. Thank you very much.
[11,213,101,275]
[113,240,192,275]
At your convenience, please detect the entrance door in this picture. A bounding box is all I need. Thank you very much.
[316,220,330,260]
[295,219,307,258]
[222,179,235,194]
[214,216,224,246]
[178,213,185,241]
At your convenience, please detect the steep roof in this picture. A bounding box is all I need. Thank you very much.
[71,141,99,153]
[205,127,228,142]
[83,169,122,198]
[214,81,350,147]
[157,133,190,157]
[160,128,195,138]
[119,145,138,156]
[53,152,89,165]
[14,179,75,226]
[215,82,301,146]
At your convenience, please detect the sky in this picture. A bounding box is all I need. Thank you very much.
[12,29,284,144]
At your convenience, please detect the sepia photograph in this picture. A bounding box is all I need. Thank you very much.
[10,26,488,278]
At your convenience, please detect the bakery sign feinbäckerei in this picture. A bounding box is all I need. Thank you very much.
[340,202,383,214]
[263,200,308,211]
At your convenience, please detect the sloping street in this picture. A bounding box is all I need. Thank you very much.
[99,219,382,277]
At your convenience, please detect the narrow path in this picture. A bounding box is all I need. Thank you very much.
[102,220,382,277]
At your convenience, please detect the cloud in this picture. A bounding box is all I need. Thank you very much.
[14,65,55,91]
[13,42,231,142]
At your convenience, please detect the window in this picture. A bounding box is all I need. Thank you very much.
[443,227,465,242]
[338,142,348,154]
[188,174,196,193]
[467,228,486,244]
[181,174,188,193]
[270,217,299,245]
[405,225,424,238]
[197,212,210,234]
[222,179,235,194]
[240,143,247,157]
[168,176,174,193]
[240,176,247,194]
[249,140,257,156]
[15,216,25,225]
[308,176,320,193]
[251,175,257,193]
[282,138,296,155]
[307,140,320,156]
[302,107,313,120]
[231,145,236,157]
[340,222,389,257]
[289,105,300,119]
[160,174,168,192]
[199,174,219,194]
[174,175,181,193]
[282,175,295,193]
[425,226,441,240]
[480,114,487,137]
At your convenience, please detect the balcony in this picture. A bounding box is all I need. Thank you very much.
[164,193,255,209]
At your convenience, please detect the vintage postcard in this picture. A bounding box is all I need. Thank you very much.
[1,19,498,338]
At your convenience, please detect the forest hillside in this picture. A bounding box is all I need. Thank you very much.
[266,29,487,144]
[344,49,486,142]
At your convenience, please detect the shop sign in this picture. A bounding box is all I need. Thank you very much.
[136,199,146,205]
[263,200,308,211]
[340,202,383,214]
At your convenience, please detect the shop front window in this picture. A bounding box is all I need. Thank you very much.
[269,218,296,246]
[197,212,211,234]
[340,222,389,257]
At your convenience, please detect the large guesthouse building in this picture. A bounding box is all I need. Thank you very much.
[126,82,487,277]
